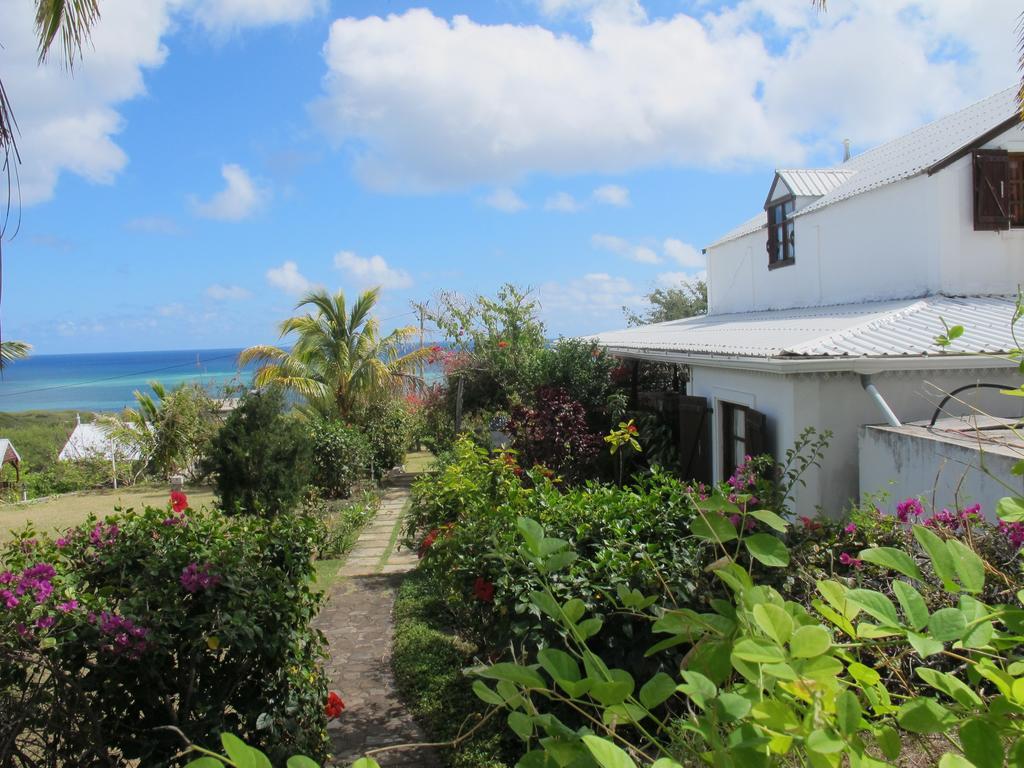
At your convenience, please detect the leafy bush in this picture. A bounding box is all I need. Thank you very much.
[23,455,125,497]
[306,489,379,560]
[204,388,313,516]
[0,494,329,766]
[392,570,514,768]
[309,419,371,498]
[539,338,617,415]
[507,387,603,484]
[357,399,411,472]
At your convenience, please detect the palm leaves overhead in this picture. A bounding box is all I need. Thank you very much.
[239,287,430,419]
[0,340,31,370]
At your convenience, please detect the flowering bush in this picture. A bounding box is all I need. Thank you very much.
[0,493,329,766]
[507,387,603,484]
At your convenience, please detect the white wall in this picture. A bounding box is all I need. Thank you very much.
[860,425,1023,521]
[706,122,1024,316]
[688,363,1024,516]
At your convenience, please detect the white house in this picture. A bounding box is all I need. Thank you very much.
[58,415,140,462]
[593,86,1024,517]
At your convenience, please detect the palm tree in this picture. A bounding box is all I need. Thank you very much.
[239,287,430,420]
[0,340,31,370]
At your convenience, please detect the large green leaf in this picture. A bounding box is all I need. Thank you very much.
[858,547,924,581]
[913,525,960,592]
[590,669,635,706]
[748,509,789,532]
[917,668,982,708]
[789,625,831,658]
[286,758,320,768]
[892,581,929,630]
[508,711,534,741]
[744,534,790,568]
[538,648,581,684]
[947,539,985,593]
[960,719,1004,768]
[639,672,677,709]
[517,517,545,554]
[997,496,1024,523]
[581,735,638,768]
[752,603,794,645]
[221,735,272,768]
[897,698,959,733]
[690,513,737,544]
[906,631,946,658]
[478,663,547,689]
[928,608,967,642]
[938,755,976,768]
[846,589,901,627]
[835,690,861,736]
[351,760,382,768]
[732,638,786,664]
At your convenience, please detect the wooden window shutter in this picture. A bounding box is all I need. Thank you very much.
[974,149,1010,231]
[744,407,768,458]
[678,395,711,484]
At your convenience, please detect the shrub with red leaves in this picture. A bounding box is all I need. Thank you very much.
[507,387,602,484]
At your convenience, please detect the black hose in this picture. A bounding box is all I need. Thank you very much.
[928,383,1018,428]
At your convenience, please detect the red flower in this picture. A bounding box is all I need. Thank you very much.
[626,424,638,434]
[473,577,495,603]
[326,691,345,719]
[799,515,821,533]
[418,529,439,558]
[170,491,189,514]
[839,552,863,569]
[498,340,510,348]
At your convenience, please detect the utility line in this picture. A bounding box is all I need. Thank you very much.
[0,351,243,399]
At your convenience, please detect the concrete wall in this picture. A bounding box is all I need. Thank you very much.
[859,425,1024,521]
[687,363,1024,516]
[706,122,1024,316]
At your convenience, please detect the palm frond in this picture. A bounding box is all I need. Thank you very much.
[0,340,31,369]
[35,0,100,68]
[238,344,288,367]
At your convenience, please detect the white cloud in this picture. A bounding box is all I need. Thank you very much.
[593,184,630,207]
[537,272,644,322]
[157,302,185,317]
[191,164,268,221]
[125,216,182,235]
[484,187,527,213]
[656,270,706,288]
[190,0,326,33]
[267,261,318,295]
[0,0,172,205]
[334,251,413,290]
[663,238,705,268]
[314,2,1018,190]
[544,192,582,213]
[591,234,660,264]
[206,283,252,300]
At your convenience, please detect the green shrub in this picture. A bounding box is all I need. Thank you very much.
[539,338,617,415]
[306,489,379,559]
[204,388,312,516]
[357,399,411,472]
[392,570,513,768]
[309,419,371,498]
[0,493,329,765]
[23,456,124,497]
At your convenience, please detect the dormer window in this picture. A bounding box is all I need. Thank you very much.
[766,197,795,269]
[973,149,1024,230]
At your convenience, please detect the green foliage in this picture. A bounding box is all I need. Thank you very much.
[309,419,371,498]
[0,410,79,471]
[356,398,412,471]
[392,570,514,768]
[623,278,707,327]
[109,380,220,481]
[539,338,618,414]
[205,388,313,516]
[306,489,379,560]
[24,455,124,496]
[0,496,329,765]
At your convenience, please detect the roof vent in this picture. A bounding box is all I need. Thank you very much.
[842,138,851,163]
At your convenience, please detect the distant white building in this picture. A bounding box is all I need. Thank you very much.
[58,416,140,462]
[594,86,1024,517]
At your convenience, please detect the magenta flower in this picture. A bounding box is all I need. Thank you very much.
[1,590,19,609]
[896,498,925,523]
[844,523,857,535]
[57,599,79,613]
[35,615,55,630]
[839,552,863,568]
[55,537,69,549]
[180,562,222,593]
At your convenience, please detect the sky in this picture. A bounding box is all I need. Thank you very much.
[0,0,1019,354]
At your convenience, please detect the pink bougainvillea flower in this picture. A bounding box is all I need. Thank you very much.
[839,552,863,569]
[844,523,857,535]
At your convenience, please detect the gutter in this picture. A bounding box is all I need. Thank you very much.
[860,375,902,427]
[599,346,1018,375]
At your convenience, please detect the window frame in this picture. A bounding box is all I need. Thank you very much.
[1009,152,1024,228]
[765,194,796,269]
[721,402,750,478]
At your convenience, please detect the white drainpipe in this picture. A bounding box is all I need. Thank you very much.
[860,375,902,427]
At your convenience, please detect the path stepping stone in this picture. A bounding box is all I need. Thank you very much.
[315,474,442,768]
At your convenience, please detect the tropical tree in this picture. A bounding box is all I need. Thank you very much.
[623,278,707,327]
[239,287,429,420]
[0,340,32,369]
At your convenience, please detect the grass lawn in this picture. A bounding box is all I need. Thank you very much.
[405,450,435,473]
[0,484,216,543]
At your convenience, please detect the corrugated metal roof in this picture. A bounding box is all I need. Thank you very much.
[592,295,1020,359]
[777,169,854,198]
[708,87,1020,249]
[0,439,20,466]
[58,423,140,462]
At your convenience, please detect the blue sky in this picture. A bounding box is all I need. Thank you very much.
[0,0,1017,353]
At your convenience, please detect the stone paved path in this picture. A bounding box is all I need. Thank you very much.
[315,475,442,768]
